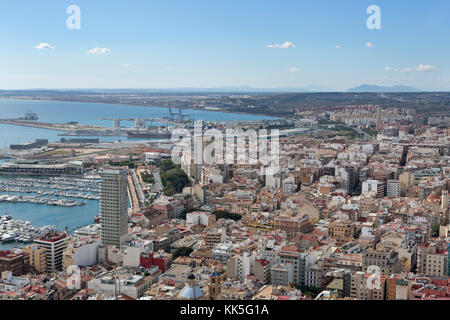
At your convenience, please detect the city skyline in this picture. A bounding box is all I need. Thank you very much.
[1,0,450,306]
[1,0,450,91]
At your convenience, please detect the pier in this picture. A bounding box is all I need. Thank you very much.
[0,214,56,244]
[0,118,109,135]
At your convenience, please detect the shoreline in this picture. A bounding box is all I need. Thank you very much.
[0,97,285,120]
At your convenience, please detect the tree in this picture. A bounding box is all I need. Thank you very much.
[173,247,193,259]
[160,159,177,172]
[141,171,154,184]
[258,176,265,187]
[213,210,242,221]
[159,160,191,196]
[431,225,440,238]
[179,208,197,220]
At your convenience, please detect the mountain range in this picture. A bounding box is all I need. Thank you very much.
[346,84,423,93]
[3,85,449,93]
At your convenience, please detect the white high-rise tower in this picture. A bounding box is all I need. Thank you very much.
[100,170,129,247]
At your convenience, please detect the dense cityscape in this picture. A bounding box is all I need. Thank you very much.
[0,101,449,301]
[1,1,450,312]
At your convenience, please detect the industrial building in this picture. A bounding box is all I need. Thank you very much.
[0,160,84,176]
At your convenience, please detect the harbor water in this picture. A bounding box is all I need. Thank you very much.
[0,99,275,148]
[0,99,274,249]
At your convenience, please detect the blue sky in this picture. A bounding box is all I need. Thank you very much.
[1,0,449,91]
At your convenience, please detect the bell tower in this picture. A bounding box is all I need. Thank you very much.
[208,267,222,300]
[442,189,448,210]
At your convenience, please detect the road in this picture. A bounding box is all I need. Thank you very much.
[127,173,140,212]
[345,125,372,141]
[130,169,146,207]
[153,168,164,200]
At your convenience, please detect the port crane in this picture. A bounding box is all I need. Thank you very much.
[177,106,189,122]
[168,105,177,121]
[99,106,190,130]
[98,117,172,130]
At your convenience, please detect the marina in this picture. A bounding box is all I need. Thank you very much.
[0,176,100,207]
[0,195,86,207]
[0,175,100,248]
[0,99,273,250]
[0,214,56,244]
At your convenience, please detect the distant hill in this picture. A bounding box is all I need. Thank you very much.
[82,86,310,93]
[302,85,334,92]
[138,86,336,93]
[347,84,422,93]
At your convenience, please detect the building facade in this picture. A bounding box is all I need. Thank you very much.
[34,232,69,272]
[100,170,129,247]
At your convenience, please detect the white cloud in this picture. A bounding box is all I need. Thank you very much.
[404,64,437,73]
[385,64,437,73]
[121,64,132,68]
[34,43,55,50]
[286,67,300,73]
[366,42,374,48]
[87,47,111,55]
[267,41,296,49]
[335,45,342,49]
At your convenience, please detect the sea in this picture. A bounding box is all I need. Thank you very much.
[0,99,274,147]
[0,99,275,249]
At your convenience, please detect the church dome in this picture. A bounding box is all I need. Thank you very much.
[179,285,203,299]
[178,273,203,299]
[210,267,221,277]
[187,273,196,280]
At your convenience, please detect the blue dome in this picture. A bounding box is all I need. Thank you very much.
[210,267,221,277]
[187,274,196,280]
[179,285,203,299]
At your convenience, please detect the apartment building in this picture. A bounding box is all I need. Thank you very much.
[350,271,386,300]
[34,232,69,272]
[362,247,401,276]
[88,266,159,299]
[342,166,357,195]
[254,259,271,284]
[270,263,294,287]
[62,238,102,270]
[362,179,384,198]
[100,170,129,247]
[205,229,226,249]
[328,220,356,245]
[226,252,256,281]
[386,275,413,300]
[417,242,449,277]
[387,180,401,198]
[278,246,309,286]
[0,250,30,276]
[23,245,46,273]
[274,215,313,240]
[425,252,448,277]
[399,171,415,196]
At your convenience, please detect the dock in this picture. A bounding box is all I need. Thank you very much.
[0,119,109,135]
